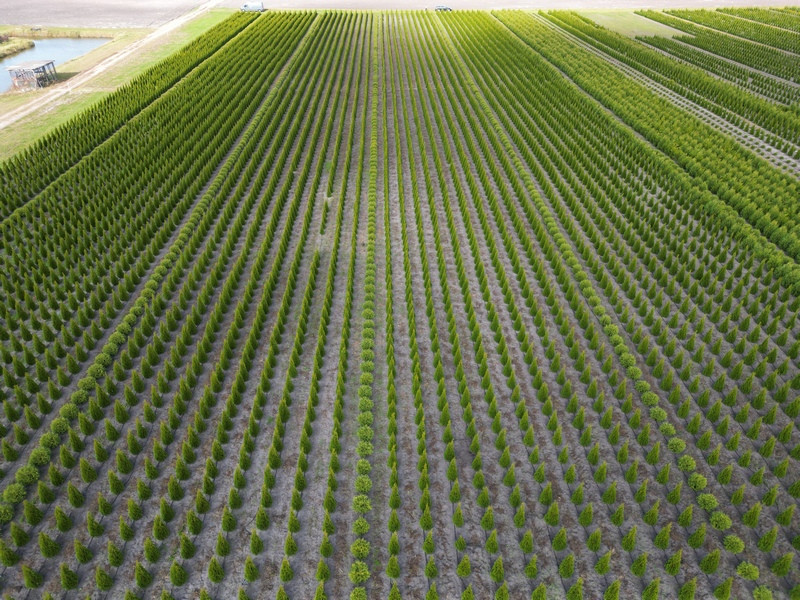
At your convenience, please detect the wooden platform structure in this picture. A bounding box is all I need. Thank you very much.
[6,60,57,91]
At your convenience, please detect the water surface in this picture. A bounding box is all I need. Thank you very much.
[1,37,108,92]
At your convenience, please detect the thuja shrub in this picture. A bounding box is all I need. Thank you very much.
[736,561,759,580]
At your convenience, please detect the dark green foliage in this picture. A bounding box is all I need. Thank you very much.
[552,528,567,551]
[759,526,778,552]
[714,578,732,600]
[96,565,113,590]
[108,540,123,567]
[631,552,648,577]
[567,578,584,600]
[153,515,169,541]
[604,580,620,600]
[642,578,660,600]
[74,539,92,563]
[622,526,637,552]
[679,578,696,600]
[595,551,611,575]
[170,561,188,586]
[700,549,720,574]
[23,564,43,588]
[181,532,196,559]
[772,552,794,577]
[457,554,471,577]
[135,561,152,587]
[10,522,29,547]
[67,482,84,508]
[0,540,20,566]
[491,556,504,582]
[208,556,224,583]
[559,553,574,578]
[665,549,682,576]
[279,557,292,582]
[60,562,78,590]
[39,532,60,558]
[144,538,160,562]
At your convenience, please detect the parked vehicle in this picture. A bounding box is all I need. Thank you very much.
[241,2,265,12]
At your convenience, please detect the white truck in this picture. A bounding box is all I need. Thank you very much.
[241,2,265,11]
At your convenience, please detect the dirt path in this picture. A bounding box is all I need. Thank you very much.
[0,0,221,131]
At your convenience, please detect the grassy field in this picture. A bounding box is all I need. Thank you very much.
[0,9,234,161]
[577,10,683,36]
[0,37,34,60]
[0,9,797,600]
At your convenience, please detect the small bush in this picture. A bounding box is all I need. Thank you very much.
[736,561,759,580]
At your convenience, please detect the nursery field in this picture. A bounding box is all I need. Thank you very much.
[0,8,799,600]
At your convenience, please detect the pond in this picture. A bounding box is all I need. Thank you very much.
[1,37,108,92]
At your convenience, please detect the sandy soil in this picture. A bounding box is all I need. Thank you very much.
[2,0,207,28]
[3,0,795,29]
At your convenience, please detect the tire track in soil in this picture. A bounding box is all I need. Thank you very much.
[639,37,792,105]
[659,36,800,92]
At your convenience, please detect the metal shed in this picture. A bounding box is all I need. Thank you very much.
[6,60,57,91]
